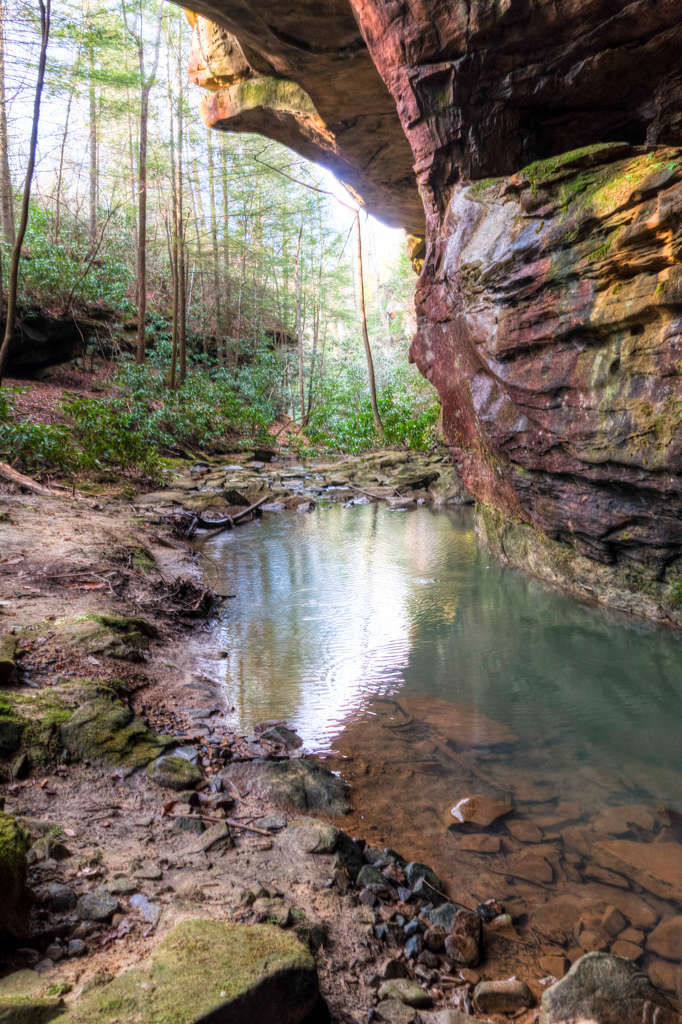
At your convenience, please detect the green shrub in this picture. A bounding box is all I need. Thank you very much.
[13,202,134,314]
[60,394,163,478]
[306,362,440,453]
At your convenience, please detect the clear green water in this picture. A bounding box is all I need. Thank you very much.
[200,503,682,812]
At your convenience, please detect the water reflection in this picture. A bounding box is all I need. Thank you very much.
[200,504,682,811]
[198,505,682,977]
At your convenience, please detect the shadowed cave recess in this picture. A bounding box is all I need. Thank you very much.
[184,0,682,625]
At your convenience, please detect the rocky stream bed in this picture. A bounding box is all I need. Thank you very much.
[0,449,680,1024]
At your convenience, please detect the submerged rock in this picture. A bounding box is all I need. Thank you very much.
[57,919,321,1024]
[593,840,682,901]
[647,916,682,963]
[257,723,303,750]
[540,952,677,1023]
[444,910,481,967]
[221,759,350,815]
[444,795,513,828]
[474,978,533,1014]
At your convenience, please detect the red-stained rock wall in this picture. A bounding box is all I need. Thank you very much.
[188,0,682,621]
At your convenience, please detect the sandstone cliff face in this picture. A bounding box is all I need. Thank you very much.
[187,1,682,622]
[414,143,682,622]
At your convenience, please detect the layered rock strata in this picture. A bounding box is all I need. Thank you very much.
[187,1,682,622]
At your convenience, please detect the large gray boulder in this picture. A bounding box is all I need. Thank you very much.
[541,952,677,1024]
[221,759,350,815]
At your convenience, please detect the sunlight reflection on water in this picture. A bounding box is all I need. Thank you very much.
[197,504,682,809]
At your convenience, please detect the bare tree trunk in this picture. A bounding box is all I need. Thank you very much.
[54,86,75,245]
[307,220,323,418]
[126,102,137,279]
[307,296,320,419]
[189,173,208,356]
[135,83,150,362]
[0,0,50,386]
[123,6,162,365]
[0,0,15,248]
[220,140,231,362]
[206,127,222,354]
[355,211,384,437]
[175,19,186,384]
[87,8,98,251]
[166,38,178,390]
[169,233,179,388]
[294,223,305,425]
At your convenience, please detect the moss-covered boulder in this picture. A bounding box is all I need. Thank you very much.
[0,634,18,685]
[57,615,157,662]
[147,754,203,790]
[58,919,321,1024]
[0,812,30,938]
[60,697,174,768]
[0,997,64,1024]
[0,696,27,759]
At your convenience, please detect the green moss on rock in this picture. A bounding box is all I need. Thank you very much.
[60,697,174,768]
[519,142,630,187]
[666,577,682,609]
[0,634,18,685]
[0,812,30,938]
[0,997,64,1024]
[58,919,320,1024]
[86,614,158,639]
[0,677,151,769]
[0,696,27,758]
[147,754,203,790]
[56,614,157,661]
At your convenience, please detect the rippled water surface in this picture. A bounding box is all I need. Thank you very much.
[198,503,682,983]
[200,504,682,804]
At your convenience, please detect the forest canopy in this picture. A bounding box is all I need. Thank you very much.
[0,0,438,480]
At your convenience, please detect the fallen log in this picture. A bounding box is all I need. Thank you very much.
[195,496,268,533]
[0,461,55,496]
[164,811,272,836]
